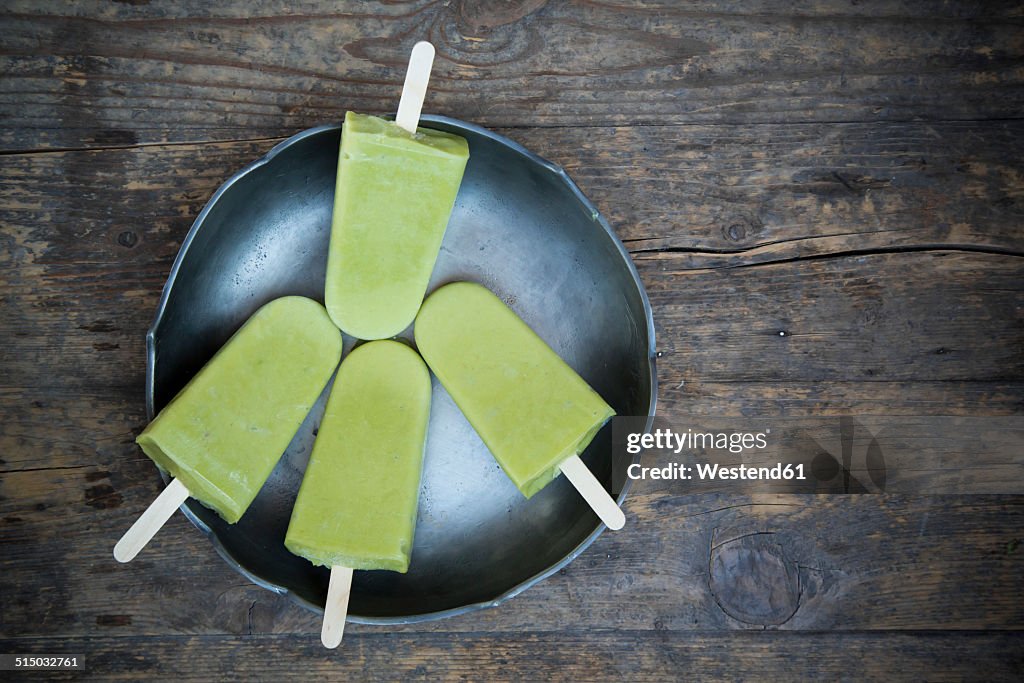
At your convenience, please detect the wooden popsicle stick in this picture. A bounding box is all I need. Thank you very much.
[113,477,190,563]
[559,454,626,531]
[394,41,436,134]
[321,565,355,648]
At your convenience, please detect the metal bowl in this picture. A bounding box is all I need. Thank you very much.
[146,116,656,622]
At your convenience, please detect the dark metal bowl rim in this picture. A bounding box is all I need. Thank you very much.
[144,115,658,624]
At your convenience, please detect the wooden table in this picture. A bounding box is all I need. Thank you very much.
[2,2,1022,680]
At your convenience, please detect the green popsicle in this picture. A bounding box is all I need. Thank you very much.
[136,296,342,524]
[285,340,431,572]
[324,112,469,340]
[414,282,616,499]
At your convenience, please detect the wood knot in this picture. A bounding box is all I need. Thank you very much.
[709,533,800,626]
[725,223,747,242]
[722,216,762,244]
[117,230,138,248]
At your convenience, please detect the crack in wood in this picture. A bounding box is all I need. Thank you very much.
[625,229,897,255]
[0,464,92,475]
[638,244,1024,272]
[247,600,257,636]
[0,136,287,157]
[684,502,802,521]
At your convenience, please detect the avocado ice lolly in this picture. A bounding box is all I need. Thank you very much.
[414,282,616,499]
[136,296,342,524]
[285,340,432,572]
[324,112,470,340]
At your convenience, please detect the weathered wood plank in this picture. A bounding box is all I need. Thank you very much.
[4,248,1021,398]
[2,124,1021,402]
[558,122,1024,252]
[2,1,1023,149]
[0,632,1021,681]
[3,466,1022,636]
[644,251,1024,387]
[2,1,1023,677]
[4,121,1022,278]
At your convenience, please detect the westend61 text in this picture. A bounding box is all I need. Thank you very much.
[628,462,806,481]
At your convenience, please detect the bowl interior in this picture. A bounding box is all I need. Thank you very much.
[149,117,654,621]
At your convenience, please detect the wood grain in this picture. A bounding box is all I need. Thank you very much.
[2,1,1023,150]
[3,479,1023,636]
[2,124,1021,400]
[1,632,1022,681]
[1,1,1023,679]
[1,117,1021,647]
